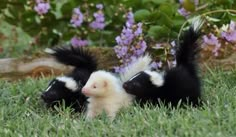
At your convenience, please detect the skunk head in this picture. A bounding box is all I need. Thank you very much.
[123,70,164,97]
[82,71,119,97]
[41,76,84,106]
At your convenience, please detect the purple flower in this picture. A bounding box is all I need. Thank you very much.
[116,27,134,46]
[114,66,126,73]
[202,33,220,47]
[133,41,147,56]
[202,33,221,56]
[34,2,50,15]
[194,0,199,5]
[89,21,105,30]
[126,11,135,27]
[178,8,191,17]
[178,0,198,17]
[122,27,134,45]
[113,11,146,73]
[134,23,143,36]
[71,36,88,47]
[221,21,236,43]
[114,45,128,59]
[229,21,236,31]
[89,12,105,30]
[96,4,103,10]
[151,61,163,69]
[179,0,184,4]
[155,43,162,49]
[221,31,236,43]
[70,7,84,27]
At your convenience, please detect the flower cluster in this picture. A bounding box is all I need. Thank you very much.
[114,12,147,73]
[70,7,84,28]
[34,0,50,15]
[70,36,88,47]
[89,4,105,30]
[178,0,199,18]
[202,21,236,57]
[221,21,236,43]
[202,33,221,56]
[152,41,177,69]
[201,21,236,57]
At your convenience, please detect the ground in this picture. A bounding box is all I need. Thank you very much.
[0,68,236,137]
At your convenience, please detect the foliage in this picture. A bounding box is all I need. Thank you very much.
[1,0,236,69]
[0,69,236,136]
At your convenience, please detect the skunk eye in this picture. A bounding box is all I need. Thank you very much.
[93,85,97,88]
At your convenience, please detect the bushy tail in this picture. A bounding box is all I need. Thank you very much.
[176,17,204,74]
[120,54,152,82]
[45,46,97,72]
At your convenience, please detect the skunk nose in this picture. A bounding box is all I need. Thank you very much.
[81,87,87,94]
[123,83,128,89]
[41,92,46,100]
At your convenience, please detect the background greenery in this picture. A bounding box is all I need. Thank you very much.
[1,0,236,58]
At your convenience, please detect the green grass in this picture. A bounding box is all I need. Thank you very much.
[1,69,236,137]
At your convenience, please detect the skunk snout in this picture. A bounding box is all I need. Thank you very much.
[123,83,128,89]
[41,92,47,100]
[81,87,87,94]
[41,91,57,102]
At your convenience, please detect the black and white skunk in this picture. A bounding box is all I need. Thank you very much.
[81,54,152,119]
[41,46,97,112]
[123,19,204,107]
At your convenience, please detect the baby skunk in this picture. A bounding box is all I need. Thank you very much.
[123,19,204,107]
[41,46,97,112]
[81,55,152,119]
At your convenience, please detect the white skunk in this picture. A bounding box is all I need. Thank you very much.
[81,54,152,119]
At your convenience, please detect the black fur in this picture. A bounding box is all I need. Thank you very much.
[123,25,202,107]
[41,46,97,112]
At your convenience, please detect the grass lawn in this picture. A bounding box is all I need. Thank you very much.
[0,68,236,137]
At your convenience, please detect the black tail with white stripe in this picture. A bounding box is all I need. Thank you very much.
[48,46,97,73]
[176,18,203,75]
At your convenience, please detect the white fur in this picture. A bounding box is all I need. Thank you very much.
[120,54,152,82]
[44,48,56,54]
[83,70,133,120]
[56,76,78,91]
[191,16,204,32]
[83,55,152,120]
[128,72,142,81]
[45,81,56,91]
[144,70,164,87]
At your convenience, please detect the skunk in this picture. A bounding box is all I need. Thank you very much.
[123,19,204,107]
[81,54,152,119]
[41,46,97,112]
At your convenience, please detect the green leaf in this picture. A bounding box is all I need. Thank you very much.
[61,2,73,17]
[147,25,171,39]
[148,10,161,21]
[159,4,175,16]
[134,9,151,22]
[158,12,173,28]
[151,0,167,5]
[182,0,195,12]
